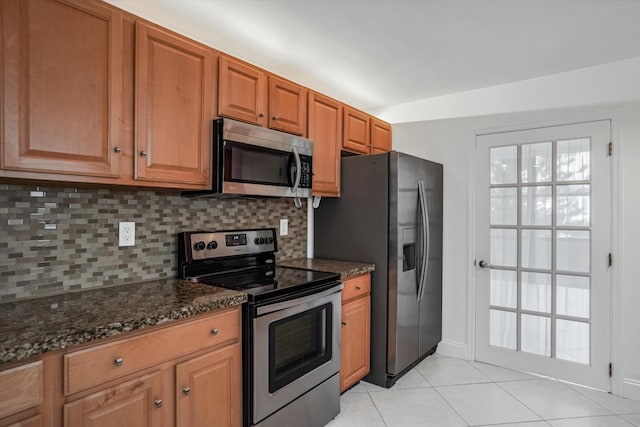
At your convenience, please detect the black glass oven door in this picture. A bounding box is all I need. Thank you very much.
[224,141,295,187]
[268,302,332,393]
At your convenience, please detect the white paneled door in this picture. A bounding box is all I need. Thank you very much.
[475,121,612,390]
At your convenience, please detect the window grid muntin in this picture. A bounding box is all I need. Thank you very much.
[488,137,592,364]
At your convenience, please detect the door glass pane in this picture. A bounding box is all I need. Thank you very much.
[491,188,517,225]
[557,320,590,364]
[490,309,517,350]
[490,229,517,267]
[557,230,590,273]
[521,314,551,356]
[521,229,552,270]
[557,138,590,181]
[557,275,590,318]
[521,272,551,313]
[522,142,552,183]
[491,146,517,184]
[522,186,552,225]
[490,270,517,308]
[557,184,590,226]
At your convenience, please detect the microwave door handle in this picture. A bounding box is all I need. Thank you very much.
[291,146,301,193]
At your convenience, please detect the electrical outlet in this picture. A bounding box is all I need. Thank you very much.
[119,222,135,247]
[279,218,288,236]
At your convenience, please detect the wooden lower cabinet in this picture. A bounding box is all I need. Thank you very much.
[63,371,167,427]
[176,342,242,427]
[340,274,371,392]
[0,307,242,427]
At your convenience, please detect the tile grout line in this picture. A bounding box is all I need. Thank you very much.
[365,389,390,427]
[431,383,472,426]
[560,381,637,416]
[495,380,548,423]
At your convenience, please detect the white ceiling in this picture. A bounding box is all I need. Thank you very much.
[106,0,640,114]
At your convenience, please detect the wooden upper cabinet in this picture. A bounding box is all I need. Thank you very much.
[134,22,212,187]
[176,342,242,427]
[371,117,392,154]
[308,92,341,197]
[342,106,370,155]
[1,0,123,178]
[218,56,267,126]
[268,76,307,136]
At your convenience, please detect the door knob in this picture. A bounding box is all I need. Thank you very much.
[182,387,191,396]
[478,260,490,269]
[154,399,163,408]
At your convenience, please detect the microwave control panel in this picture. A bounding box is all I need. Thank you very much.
[299,155,312,188]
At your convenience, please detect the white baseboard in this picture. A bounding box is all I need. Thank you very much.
[436,339,467,359]
[622,378,640,402]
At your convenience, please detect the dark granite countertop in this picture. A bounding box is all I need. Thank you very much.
[0,278,246,364]
[279,258,375,279]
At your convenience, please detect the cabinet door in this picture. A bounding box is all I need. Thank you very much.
[1,0,123,178]
[371,117,392,154]
[342,106,370,155]
[341,296,371,392]
[63,371,167,427]
[308,92,341,197]
[218,56,267,126]
[5,415,42,427]
[176,342,242,427]
[135,22,212,187]
[268,76,307,136]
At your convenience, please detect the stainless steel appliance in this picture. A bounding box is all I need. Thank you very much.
[178,228,342,427]
[183,118,313,199]
[314,151,443,388]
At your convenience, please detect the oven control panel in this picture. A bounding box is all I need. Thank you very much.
[182,228,277,261]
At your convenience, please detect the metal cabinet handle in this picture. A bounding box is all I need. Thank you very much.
[210,328,219,336]
[272,115,278,120]
[114,358,123,367]
[355,286,361,291]
[140,151,148,157]
[154,399,163,408]
[113,146,122,153]
[341,321,347,326]
[182,387,191,396]
[258,113,265,118]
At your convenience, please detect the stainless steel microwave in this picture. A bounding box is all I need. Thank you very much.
[183,118,313,198]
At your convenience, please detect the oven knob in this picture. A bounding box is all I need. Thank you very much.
[207,241,218,250]
[268,237,274,244]
[193,241,206,251]
[254,238,260,245]
[259,237,265,244]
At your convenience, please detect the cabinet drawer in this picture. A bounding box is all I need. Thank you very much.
[342,274,370,303]
[0,361,43,419]
[64,307,240,395]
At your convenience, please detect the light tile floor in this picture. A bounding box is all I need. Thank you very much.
[327,354,640,427]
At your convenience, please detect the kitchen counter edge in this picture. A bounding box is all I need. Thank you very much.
[279,258,375,280]
[0,278,247,365]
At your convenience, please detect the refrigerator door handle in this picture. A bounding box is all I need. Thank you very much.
[417,180,430,301]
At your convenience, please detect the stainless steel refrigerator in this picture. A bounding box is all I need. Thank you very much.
[314,151,443,388]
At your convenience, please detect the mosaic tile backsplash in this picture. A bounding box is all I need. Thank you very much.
[0,183,307,301]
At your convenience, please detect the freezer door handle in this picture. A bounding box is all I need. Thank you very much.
[417,180,430,301]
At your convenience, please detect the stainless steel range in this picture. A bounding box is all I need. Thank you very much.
[178,228,342,427]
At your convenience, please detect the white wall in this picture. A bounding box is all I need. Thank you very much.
[377,57,640,123]
[392,101,640,399]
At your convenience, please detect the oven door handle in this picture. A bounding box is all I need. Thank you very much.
[256,283,343,316]
[290,146,301,194]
